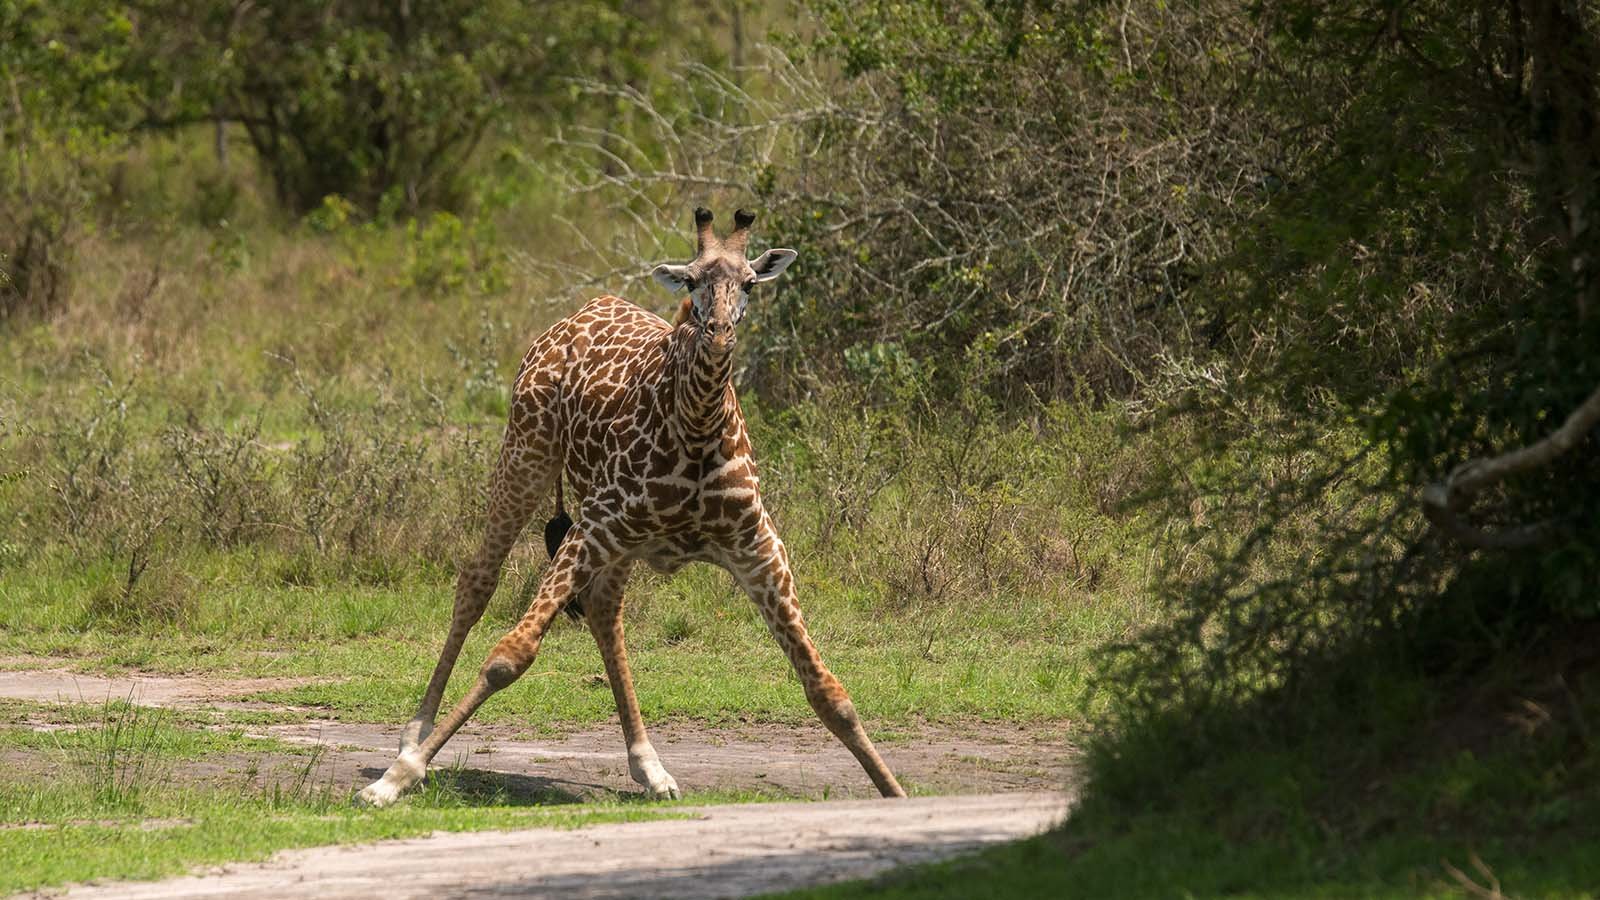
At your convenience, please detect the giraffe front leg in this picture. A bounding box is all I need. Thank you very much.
[400,528,523,756]
[582,564,680,799]
[729,524,907,799]
[356,525,595,808]
[402,427,552,756]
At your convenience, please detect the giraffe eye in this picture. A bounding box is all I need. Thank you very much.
[682,276,697,292]
[742,280,755,293]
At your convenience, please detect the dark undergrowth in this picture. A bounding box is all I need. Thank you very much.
[778,581,1600,899]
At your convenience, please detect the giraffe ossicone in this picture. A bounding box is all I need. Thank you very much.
[356,207,906,808]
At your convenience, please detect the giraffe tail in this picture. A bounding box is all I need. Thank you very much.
[543,472,583,621]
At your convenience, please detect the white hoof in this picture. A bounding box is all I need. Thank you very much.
[353,752,426,809]
[645,772,681,801]
[628,744,680,800]
[354,778,405,809]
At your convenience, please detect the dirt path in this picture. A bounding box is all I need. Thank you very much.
[0,667,323,708]
[0,668,1074,801]
[37,792,1069,899]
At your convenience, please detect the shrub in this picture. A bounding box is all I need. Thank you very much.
[555,2,1276,404]
[1103,0,1600,727]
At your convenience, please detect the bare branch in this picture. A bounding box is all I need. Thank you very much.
[1440,852,1506,900]
[1422,379,1600,549]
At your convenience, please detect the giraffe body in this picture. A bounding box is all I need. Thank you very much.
[534,295,761,572]
[357,210,905,807]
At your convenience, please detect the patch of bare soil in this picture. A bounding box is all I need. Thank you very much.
[1,667,1078,898]
[0,666,324,709]
[36,792,1071,900]
[0,667,1076,802]
[262,717,1073,802]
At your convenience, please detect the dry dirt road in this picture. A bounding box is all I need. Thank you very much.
[33,792,1070,899]
[2,666,1075,898]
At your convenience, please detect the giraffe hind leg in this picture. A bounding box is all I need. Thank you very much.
[399,460,548,755]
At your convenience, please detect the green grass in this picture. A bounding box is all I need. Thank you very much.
[0,783,674,896]
[0,700,679,895]
[0,537,1116,729]
[3,808,668,894]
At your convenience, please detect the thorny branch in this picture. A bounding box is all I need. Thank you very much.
[534,20,1276,398]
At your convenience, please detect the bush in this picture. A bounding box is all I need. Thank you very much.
[556,2,1276,404]
[1101,0,1600,733]
[2,348,496,598]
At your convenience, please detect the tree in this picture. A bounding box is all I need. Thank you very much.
[1108,0,1600,719]
[124,0,691,215]
[0,0,138,318]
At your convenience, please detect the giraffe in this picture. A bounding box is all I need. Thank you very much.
[356,207,906,807]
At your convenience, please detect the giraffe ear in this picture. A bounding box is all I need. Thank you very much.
[651,264,694,293]
[749,249,797,283]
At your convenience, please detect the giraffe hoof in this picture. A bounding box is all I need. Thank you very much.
[354,779,405,809]
[644,773,681,801]
[647,782,681,801]
[354,753,426,809]
[629,749,680,800]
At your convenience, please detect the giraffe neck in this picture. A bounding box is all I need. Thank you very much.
[670,325,735,442]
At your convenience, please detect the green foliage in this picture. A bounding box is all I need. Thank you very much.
[0,0,139,317]
[116,0,515,213]
[402,213,509,297]
[113,0,714,216]
[1101,0,1600,728]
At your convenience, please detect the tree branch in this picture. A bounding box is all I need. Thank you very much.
[1422,379,1600,549]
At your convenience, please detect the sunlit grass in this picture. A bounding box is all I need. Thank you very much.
[0,701,678,895]
[0,542,1112,728]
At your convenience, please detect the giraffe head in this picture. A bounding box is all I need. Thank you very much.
[652,207,797,351]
